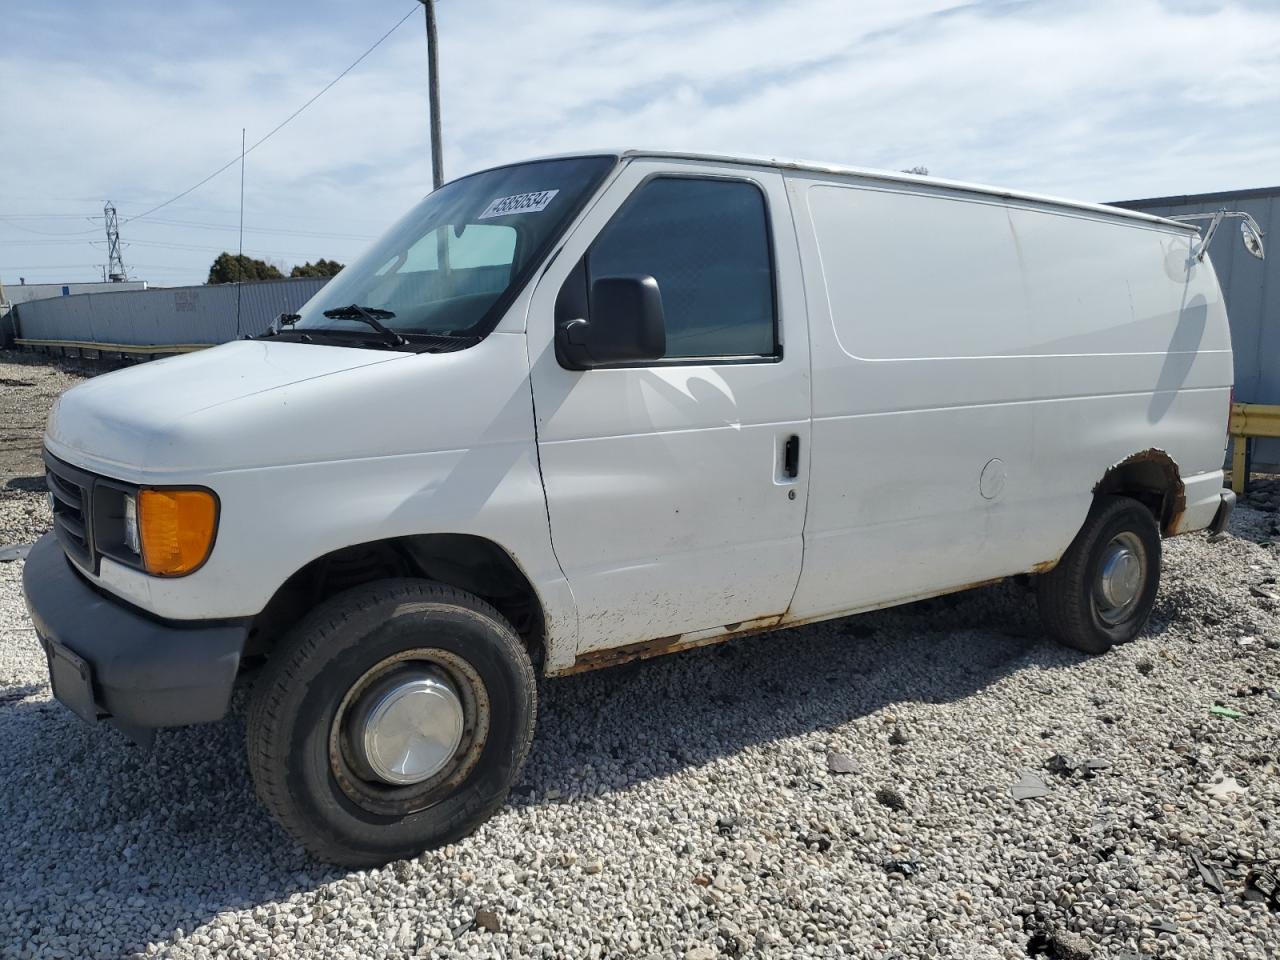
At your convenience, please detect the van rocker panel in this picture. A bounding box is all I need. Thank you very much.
[22,533,247,732]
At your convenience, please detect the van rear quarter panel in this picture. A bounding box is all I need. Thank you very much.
[786,174,1231,620]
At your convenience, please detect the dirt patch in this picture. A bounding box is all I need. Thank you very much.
[0,350,95,541]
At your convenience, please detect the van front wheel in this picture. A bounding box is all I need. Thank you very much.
[1037,496,1161,655]
[246,579,536,867]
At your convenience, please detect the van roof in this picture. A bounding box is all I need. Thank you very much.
[508,149,1196,233]
[625,150,1199,232]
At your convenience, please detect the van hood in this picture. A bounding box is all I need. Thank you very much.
[46,340,408,474]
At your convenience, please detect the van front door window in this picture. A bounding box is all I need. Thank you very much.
[586,177,778,360]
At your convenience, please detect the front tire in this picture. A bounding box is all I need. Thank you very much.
[247,579,536,867]
[1037,495,1161,654]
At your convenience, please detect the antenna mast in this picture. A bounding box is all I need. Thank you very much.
[104,202,128,281]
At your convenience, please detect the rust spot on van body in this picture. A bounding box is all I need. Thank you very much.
[554,552,1080,677]
[955,575,1007,593]
[1094,448,1185,536]
[555,614,787,675]
[554,560,1058,677]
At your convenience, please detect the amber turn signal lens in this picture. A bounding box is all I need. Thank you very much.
[138,489,218,576]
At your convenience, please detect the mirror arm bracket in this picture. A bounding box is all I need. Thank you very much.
[1194,210,1224,262]
[557,319,594,369]
[1170,208,1266,262]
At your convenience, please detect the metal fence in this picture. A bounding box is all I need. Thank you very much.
[12,277,329,349]
[0,307,17,349]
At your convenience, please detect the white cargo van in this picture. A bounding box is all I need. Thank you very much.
[23,151,1249,865]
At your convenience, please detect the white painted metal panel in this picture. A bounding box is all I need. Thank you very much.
[44,334,580,668]
[1117,187,1277,462]
[788,174,1232,621]
[527,158,811,653]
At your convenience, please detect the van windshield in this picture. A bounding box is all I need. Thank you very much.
[290,155,616,342]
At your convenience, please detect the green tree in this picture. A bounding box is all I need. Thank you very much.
[207,252,285,284]
[290,258,345,278]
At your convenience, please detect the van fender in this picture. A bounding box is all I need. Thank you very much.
[1092,448,1185,535]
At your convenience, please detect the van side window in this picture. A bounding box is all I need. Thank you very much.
[587,177,777,360]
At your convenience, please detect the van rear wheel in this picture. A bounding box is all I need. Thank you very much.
[246,579,536,867]
[1037,495,1161,654]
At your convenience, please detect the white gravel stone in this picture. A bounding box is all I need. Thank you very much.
[0,353,1277,959]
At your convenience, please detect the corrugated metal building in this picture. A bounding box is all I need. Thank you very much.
[1113,185,1277,457]
[13,277,329,350]
[1,280,151,347]
[1,279,148,307]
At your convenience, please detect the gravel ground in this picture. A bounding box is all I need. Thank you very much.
[0,350,91,546]
[0,355,1277,960]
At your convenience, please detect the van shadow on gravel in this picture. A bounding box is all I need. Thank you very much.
[3,476,45,494]
[522,579,1077,799]
[0,579,1103,955]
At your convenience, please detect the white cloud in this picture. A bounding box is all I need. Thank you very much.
[2,0,1277,284]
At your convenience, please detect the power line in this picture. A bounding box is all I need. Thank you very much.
[2,263,119,270]
[134,216,375,241]
[0,218,103,237]
[103,237,357,257]
[3,209,385,227]
[0,239,100,245]
[2,208,388,231]
[1,220,375,243]
[2,264,213,275]
[0,213,105,220]
[122,5,420,226]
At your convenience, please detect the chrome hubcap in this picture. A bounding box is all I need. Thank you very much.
[1095,532,1145,624]
[350,672,464,785]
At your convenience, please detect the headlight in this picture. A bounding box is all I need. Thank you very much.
[123,493,140,555]
[137,488,219,577]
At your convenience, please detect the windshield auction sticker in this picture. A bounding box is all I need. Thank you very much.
[478,190,560,219]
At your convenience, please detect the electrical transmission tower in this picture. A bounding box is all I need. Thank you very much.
[104,202,128,281]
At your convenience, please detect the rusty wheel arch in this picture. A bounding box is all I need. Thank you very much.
[243,534,546,670]
[1092,448,1186,536]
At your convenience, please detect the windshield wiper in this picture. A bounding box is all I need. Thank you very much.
[322,304,407,347]
[255,313,307,341]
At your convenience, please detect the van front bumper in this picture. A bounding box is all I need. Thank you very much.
[21,533,248,742]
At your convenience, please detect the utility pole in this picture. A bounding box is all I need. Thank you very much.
[419,0,444,189]
[104,202,127,281]
[236,127,246,337]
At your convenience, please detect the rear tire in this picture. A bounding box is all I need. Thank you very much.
[1037,495,1161,654]
[247,579,536,867]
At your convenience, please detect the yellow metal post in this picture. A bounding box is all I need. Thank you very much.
[1228,402,1280,495]
[1232,435,1249,495]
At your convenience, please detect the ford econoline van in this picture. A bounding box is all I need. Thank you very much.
[23,151,1244,865]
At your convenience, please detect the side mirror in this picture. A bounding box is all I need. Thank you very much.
[1170,209,1266,263]
[556,274,666,369]
[1241,219,1265,260]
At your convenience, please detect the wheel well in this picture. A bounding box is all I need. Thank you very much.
[244,535,545,669]
[1093,448,1185,536]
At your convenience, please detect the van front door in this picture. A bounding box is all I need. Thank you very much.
[527,160,811,658]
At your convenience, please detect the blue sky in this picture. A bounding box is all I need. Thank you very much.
[2,0,1278,287]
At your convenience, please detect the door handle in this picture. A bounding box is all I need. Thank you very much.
[783,435,800,479]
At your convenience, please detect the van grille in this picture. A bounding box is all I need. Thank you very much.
[45,455,96,571]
